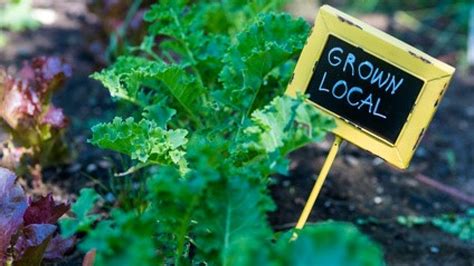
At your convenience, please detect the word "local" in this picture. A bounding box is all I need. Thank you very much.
[317,46,406,119]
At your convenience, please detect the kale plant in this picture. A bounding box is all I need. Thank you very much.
[62,1,384,265]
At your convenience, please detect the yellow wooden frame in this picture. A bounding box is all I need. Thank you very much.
[286,5,455,169]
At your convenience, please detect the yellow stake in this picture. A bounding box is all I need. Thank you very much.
[295,135,343,230]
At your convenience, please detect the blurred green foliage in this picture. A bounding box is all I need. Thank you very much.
[0,0,39,47]
[397,208,474,241]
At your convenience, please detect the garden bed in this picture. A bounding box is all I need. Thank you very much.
[1,1,472,265]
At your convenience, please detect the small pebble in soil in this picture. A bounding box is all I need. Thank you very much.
[289,187,295,195]
[430,246,440,254]
[415,147,427,158]
[344,155,359,167]
[98,160,113,169]
[390,175,400,184]
[466,106,474,117]
[376,186,384,194]
[289,160,298,170]
[282,180,291,187]
[372,157,384,166]
[324,200,332,208]
[373,196,383,205]
[458,120,469,130]
[316,140,331,151]
[67,163,82,173]
[294,197,306,206]
[105,192,115,203]
[86,163,97,173]
[405,178,419,187]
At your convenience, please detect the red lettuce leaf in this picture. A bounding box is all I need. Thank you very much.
[0,75,40,129]
[44,235,75,260]
[0,57,71,130]
[0,167,27,264]
[23,193,70,225]
[0,57,72,176]
[13,224,56,266]
[18,56,72,96]
[41,106,68,129]
[0,168,73,264]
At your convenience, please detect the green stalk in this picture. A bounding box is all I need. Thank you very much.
[106,0,144,63]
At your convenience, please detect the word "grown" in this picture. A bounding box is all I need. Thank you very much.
[317,46,406,119]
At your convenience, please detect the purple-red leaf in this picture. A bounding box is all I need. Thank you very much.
[44,235,75,260]
[0,168,73,264]
[32,57,72,81]
[19,56,72,96]
[13,224,56,266]
[82,249,96,266]
[0,167,27,264]
[23,194,70,225]
[42,106,68,129]
[0,76,41,129]
[14,224,57,256]
[0,57,72,175]
[0,56,71,130]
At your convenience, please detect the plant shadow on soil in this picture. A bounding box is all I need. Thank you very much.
[0,1,472,265]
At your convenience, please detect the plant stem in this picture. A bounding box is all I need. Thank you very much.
[169,8,205,88]
[175,196,198,266]
[114,162,151,177]
[6,257,12,266]
[222,197,231,266]
[106,0,143,62]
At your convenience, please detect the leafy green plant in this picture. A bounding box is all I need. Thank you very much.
[60,188,103,239]
[0,167,73,266]
[0,57,72,185]
[397,208,474,241]
[61,1,384,265]
[0,0,39,47]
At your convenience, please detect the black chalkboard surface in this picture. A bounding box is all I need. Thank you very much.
[307,35,424,144]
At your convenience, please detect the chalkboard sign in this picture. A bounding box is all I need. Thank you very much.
[286,5,455,169]
[307,35,424,144]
